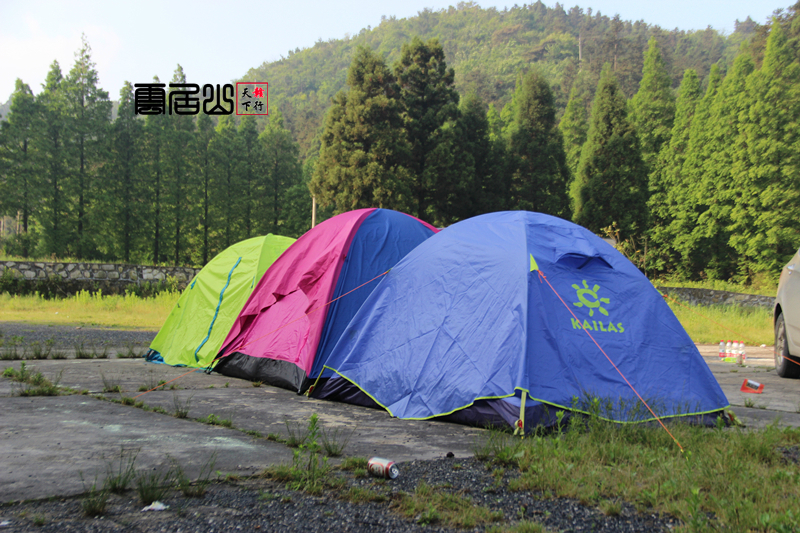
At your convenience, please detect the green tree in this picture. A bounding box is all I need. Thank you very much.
[730,20,800,278]
[194,112,215,265]
[646,69,701,273]
[164,65,196,265]
[693,52,755,280]
[142,77,169,263]
[668,65,722,278]
[559,84,588,184]
[259,111,302,235]
[507,69,571,218]
[452,92,508,219]
[629,37,675,173]
[36,61,70,258]
[64,35,112,258]
[104,81,144,263]
[209,114,241,250]
[236,115,261,240]
[394,36,459,222]
[0,79,40,255]
[573,64,647,240]
[311,45,411,213]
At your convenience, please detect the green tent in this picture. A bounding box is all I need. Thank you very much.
[145,234,296,367]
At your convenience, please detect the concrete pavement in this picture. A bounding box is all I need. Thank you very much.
[1,343,799,503]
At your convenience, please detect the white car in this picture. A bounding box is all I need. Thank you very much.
[775,249,800,378]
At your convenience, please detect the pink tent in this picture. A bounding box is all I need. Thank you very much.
[214,208,437,391]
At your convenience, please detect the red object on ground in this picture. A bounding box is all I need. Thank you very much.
[740,379,764,394]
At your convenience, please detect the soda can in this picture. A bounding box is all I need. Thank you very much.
[368,457,399,479]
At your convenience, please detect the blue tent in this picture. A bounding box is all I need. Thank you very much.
[311,211,729,431]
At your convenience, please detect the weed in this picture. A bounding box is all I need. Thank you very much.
[345,486,387,503]
[600,499,622,516]
[264,413,330,495]
[94,346,109,359]
[258,490,279,501]
[173,392,193,418]
[338,457,368,471]
[50,350,67,360]
[173,450,217,497]
[29,340,52,360]
[151,406,168,415]
[745,398,756,408]
[252,381,263,387]
[266,433,284,443]
[3,361,32,382]
[15,366,63,396]
[320,425,355,457]
[31,513,46,526]
[120,396,135,406]
[118,345,143,359]
[199,413,233,428]
[395,480,501,528]
[80,474,109,518]
[353,468,367,478]
[104,447,139,494]
[1,337,23,360]
[507,521,547,533]
[100,371,122,394]
[244,429,263,438]
[135,468,173,505]
[284,417,309,448]
[224,382,229,388]
[74,342,94,359]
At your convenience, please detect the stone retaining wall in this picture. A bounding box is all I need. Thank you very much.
[657,286,774,310]
[0,261,200,294]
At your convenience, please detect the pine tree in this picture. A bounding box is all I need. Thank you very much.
[311,45,411,213]
[730,20,800,277]
[394,37,459,222]
[628,37,675,173]
[64,35,112,258]
[209,114,240,250]
[142,77,169,263]
[456,93,507,217]
[669,65,722,278]
[574,64,647,240]
[36,61,70,258]
[0,79,40,255]
[236,115,260,240]
[259,110,302,234]
[694,51,755,280]
[194,112,215,265]
[164,65,196,265]
[508,69,571,218]
[559,84,588,184]
[646,69,701,273]
[104,81,144,263]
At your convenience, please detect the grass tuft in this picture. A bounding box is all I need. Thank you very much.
[104,447,139,494]
[135,468,173,505]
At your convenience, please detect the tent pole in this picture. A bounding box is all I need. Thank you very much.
[312,196,317,228]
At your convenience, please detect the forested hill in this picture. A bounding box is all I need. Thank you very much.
[242,1,757,156]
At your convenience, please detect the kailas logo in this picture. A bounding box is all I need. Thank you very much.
[572,280,609,317]
[570,280,624,333]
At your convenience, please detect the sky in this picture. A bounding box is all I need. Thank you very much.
[0,0,782,103]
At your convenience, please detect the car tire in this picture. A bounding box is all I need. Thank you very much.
[775,313,800,378]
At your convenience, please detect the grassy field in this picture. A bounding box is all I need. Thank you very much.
[0,290,179,330]
[474,417,800,533]
[0,286,777,346]
[667,300,773,346]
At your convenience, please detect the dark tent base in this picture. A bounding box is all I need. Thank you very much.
[214,352,306,393]
[311,377,726,432]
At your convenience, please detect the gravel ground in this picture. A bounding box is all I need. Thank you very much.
[0,458,678,533]
[0,322,156,351]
